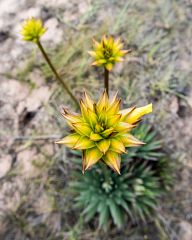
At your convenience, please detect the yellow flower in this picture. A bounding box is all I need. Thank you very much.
[56,91,152,174]
[21,18,46,42]
[88,35,130,71]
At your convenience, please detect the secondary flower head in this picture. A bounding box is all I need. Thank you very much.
[88,35,130,71]
[56,91,152,174]
[21,18,46,42]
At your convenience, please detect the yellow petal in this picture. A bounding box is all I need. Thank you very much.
[119,107,136,122]
[110,138,125,153]
[92,38,100,48]
[83,92,94,110]
[103,151,121,174]
[105,63,113,71]
[102,35,107,46]
[120,49,131,55]
[108,36,114,47]
[97,90,109,112]
[55,133,80,148]
[90,132,103,141]
[96,59,107,64]
[87,108,97,128]
[88,51,96,57]
[98,111,107,125]
[114,122,134,133]
[95,123,103,133]
[96,139,111,154]
[125,104,152,124]
[115,57,124,62]
[107,98,121,115]
[73,136,95,149]
[83,147,103,171]
[80,99,89,120]
[91,61,100,66]
[101,127,114,138]
[109,91,118,106]
[61,112,82,125]
[115,37,121,46]
[107,114,121,127]
[119,134,145,147]
[72,122,92,137]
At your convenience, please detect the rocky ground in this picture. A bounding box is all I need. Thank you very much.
[0,0,192,239]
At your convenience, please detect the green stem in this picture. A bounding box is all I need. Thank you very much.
[36,39,79,108]
[104,67,109,95]
[99,161,110,183]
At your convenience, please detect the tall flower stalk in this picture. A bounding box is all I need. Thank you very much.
[36,39,79,107]
[104,68,109,95]
[21,18,79,108]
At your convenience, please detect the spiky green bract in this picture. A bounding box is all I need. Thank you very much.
[71,159,161,229]
[56,91,152,173]
[125,124,165,161]
[125,124,173,191]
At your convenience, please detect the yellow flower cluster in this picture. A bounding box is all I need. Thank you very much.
[88,36,130,71]
[21,18,46,42]
[56,91,152,174]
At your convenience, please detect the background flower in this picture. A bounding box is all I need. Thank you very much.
[21,18,46,42]
[88,36,130,71]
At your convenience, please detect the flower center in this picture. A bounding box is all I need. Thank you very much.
[103,43,112,59]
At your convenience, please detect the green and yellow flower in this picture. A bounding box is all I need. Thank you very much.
[21,18,46,42]
[88,36,130,71]
[56,91,152,174]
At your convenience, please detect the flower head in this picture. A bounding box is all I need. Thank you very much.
[21,18,46,42]
[56,91,152,174]
[88,36,130,71]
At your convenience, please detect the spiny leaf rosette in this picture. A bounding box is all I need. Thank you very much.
[56,91,152,174]
[21,18,46,42]
[88,36,130,71]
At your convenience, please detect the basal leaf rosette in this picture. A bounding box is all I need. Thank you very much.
[56,91,152,174]
[21,18,46,42]
[88,36,130,71]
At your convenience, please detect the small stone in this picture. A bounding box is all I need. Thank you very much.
[16,149,44,178]
[19,7,41,20]
[25,86,52,112]
[43,18,63,44]
[169,96,179,114]
[78,2,88,15]
[38,0,68,7]
[187,90,192,109]
[0,155,12,178]
[0,31,9,43]
[178,221,192,240]
[41,7,53,21]
[0,79,29,104]
[0,0,26,15]
[34,193,55,214]
[41,144,55,156]
[28,69,45,87]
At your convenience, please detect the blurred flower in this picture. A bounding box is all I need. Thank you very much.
[56,91,152,174]
[88,35,130,71]
[21,18,46,42]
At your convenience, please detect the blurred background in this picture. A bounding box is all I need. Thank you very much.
[0,0,192,239]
